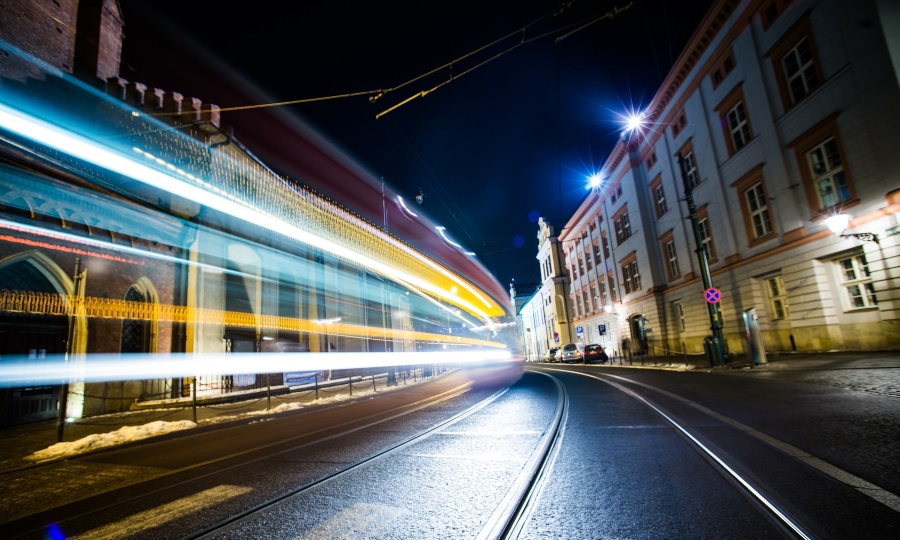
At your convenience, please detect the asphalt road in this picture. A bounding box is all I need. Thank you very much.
[3,362,899,539]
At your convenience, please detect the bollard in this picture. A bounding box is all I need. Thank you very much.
[349,376,353,396]
[372,374,376,392]
[192,377,198,423]
[315,372,319,400]
[414,367,417,382]
[266,373,271,410]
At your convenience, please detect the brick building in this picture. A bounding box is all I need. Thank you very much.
[554,0,900,359]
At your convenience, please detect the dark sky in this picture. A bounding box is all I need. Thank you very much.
[119,0,714,292]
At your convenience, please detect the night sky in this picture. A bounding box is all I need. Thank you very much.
[119,0,714,293]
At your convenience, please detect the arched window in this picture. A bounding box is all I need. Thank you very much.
[121,285,151,353]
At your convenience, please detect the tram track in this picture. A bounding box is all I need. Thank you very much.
[5,379,483,539]
[540,366,820,539]
[186,371,567,540]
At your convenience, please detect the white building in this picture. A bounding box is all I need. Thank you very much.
[558,0,900,357]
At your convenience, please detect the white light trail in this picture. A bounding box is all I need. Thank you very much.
[396,195,418,217]
[0,350,515,385]
[0,102,496,319]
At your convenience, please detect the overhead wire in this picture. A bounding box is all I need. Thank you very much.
[148,1,634,119]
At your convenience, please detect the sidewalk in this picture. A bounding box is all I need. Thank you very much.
[584,349,900,372]
[0,369,440,473]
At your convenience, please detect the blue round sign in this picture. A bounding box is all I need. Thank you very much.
[704,287,722,304]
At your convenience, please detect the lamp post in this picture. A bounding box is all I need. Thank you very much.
[676,152,727,366]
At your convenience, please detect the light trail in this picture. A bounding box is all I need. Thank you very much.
[0,102,500,320]
[0,289,505,347]
[0,350,515,385]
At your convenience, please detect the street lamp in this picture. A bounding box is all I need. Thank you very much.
[824,213,879,244]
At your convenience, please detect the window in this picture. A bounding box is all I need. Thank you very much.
[621,256,641,295]
[613,207,632,245]
[760,0,794,31]
[783,37,818,104]
[710,49,736,89]
[578,257,585,278]
[676,140,700,189]
[585,251,593,271]
[646,150,658,171]
[727,102,751,151]
[788,116,857,217]
[602,233,610,259]
[607,271,617,302]
[590,283,598,308]
[765,275,790,320]
[838,254,878,309]
[766,14,822,111]
[697,206,717,262]
[733,166,776,244]
[809,138,850,209]
[671,110,688,138]
[650,175,668,218]
[674,302,685,331]
[594,241,602,265]
[582,288,591,313]
[716,85,753,156]
[616,184,623,199]
[600,279,609,305]
[746,183,772,238]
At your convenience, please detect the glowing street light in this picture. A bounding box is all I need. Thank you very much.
[588,173,603,189]
[824,213,879,243]
[623,111,646,134]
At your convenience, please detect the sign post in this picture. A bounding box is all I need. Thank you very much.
[678,153,728,366]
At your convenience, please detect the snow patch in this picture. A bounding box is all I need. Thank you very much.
[29,420,196,461]
[248,402,304,415]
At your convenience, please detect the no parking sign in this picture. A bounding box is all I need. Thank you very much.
[704,287,722,304]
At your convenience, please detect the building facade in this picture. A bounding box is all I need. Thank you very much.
[556,0,900,358]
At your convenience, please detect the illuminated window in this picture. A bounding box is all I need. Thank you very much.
[765,276,790,320]
[838,254,878,309]
[808,138,850,209]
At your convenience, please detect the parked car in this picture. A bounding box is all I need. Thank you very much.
[561,342,584,363]
[543,347,560,363]
[583,343,609,364]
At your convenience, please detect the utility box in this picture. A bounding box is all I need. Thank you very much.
[742,308,768,366]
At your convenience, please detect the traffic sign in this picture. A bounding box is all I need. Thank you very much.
[598,324,606,334]
[704,287,722,304]
[554,336,560,343]
[576,326,584,334]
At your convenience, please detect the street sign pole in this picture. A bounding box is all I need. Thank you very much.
[677,153,728,366]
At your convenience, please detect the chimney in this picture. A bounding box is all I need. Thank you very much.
[106,77,127,100]
[127,82,147,107]
[201,104,221,128]
[184,97,202,123]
